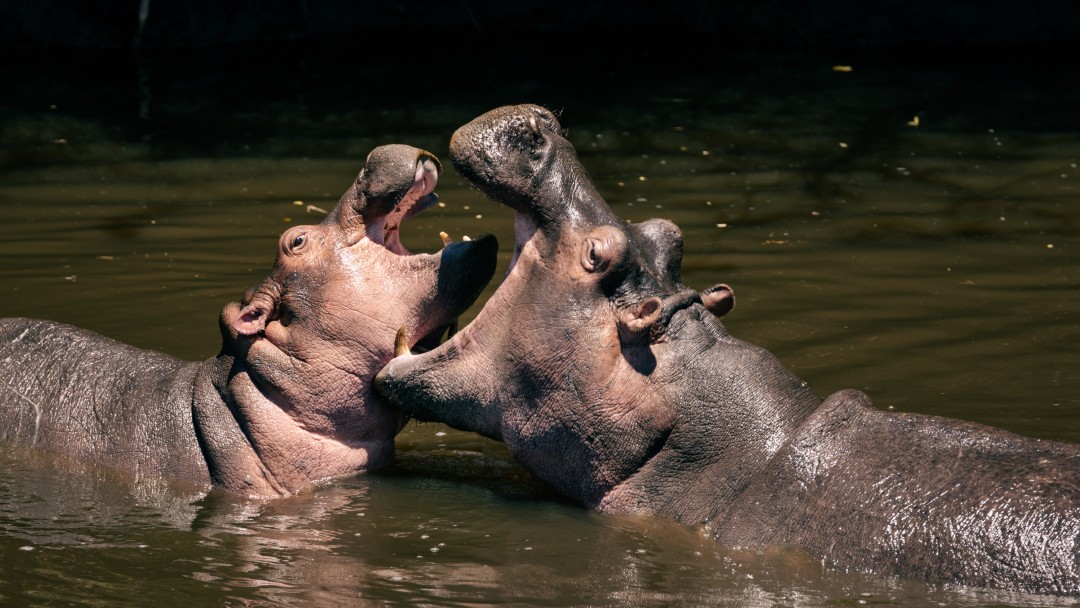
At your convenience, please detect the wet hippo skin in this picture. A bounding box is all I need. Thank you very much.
[376,105,1080,595]
[0,144,497,498]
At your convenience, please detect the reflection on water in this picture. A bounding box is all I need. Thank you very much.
[9,439,1079,608]
[0,44,1078,605]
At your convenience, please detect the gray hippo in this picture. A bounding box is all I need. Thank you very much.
[375,105,1080,595]
[0,144,497,498]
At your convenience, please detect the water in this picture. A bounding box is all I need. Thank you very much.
[1,43,1078,606]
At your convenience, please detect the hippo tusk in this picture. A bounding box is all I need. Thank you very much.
[439,231,453,246]
[394,327,412,357]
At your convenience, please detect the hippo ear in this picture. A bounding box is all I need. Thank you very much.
[617,297,662,344]
[702,283,735,318]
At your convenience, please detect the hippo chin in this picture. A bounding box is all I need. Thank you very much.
[375,105,1080,596]
[0,144,497,498]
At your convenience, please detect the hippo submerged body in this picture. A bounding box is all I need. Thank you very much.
[1,145,496,498]
[375,105,1080,595]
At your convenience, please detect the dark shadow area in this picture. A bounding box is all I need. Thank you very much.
[3,1,1080,49]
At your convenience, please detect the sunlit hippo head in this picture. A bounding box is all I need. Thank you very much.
[375,106,737,506]
[221,144,498,475]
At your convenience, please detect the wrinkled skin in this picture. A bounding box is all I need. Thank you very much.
[1,144,497,498]
[376,105,1080,595]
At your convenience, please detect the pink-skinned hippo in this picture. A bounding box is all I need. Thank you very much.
[375,105,1080,595]
[0,144,497,498]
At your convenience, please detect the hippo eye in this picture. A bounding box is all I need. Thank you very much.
[285,233,307,255]
[579,225,628,277]
[581,238,609,273]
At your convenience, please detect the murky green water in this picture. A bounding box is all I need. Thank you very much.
[1,44,1078,606]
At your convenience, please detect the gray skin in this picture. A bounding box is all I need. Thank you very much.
[1,144,497,498]
[375,105,1080,595]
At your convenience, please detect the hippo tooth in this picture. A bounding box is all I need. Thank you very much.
[439,231,452,246]
[394,326,412,357]
[462,235,472,242]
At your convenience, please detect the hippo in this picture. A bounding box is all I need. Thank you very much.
[375,105,1080,595]
[0,144,497,498]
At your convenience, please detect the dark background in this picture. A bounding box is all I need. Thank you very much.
[3,0,1079,50]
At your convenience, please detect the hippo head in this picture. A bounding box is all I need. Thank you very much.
[220,144,497,473]
[375,106,789,512]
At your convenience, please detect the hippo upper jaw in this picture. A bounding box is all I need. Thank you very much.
[355,152,441,255]
[449,104,624,238]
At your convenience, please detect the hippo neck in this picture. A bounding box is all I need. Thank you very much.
[192,352,392,498]
[597,306,823,525]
